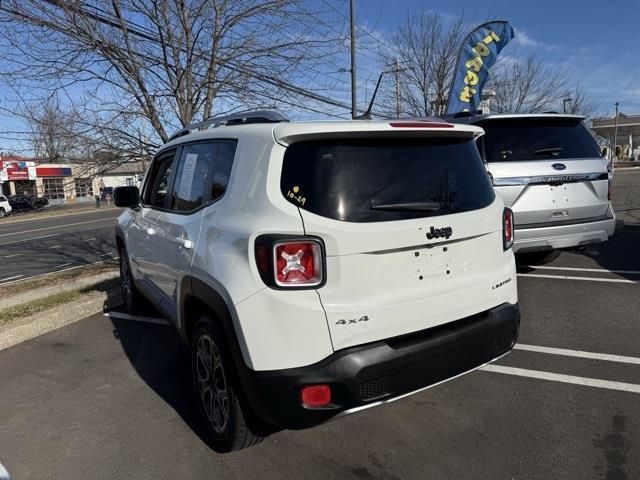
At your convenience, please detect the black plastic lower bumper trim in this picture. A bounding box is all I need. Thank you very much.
[244,302,520,430]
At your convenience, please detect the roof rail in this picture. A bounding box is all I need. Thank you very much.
[168,110,289,142]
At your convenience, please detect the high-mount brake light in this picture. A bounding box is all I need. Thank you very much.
[503,208,514,250]
[389,121,454,128]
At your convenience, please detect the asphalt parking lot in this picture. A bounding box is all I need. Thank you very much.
[0,170,638,479]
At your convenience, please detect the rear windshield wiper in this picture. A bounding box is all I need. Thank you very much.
[370,201,442,212]
[532,147,563,155]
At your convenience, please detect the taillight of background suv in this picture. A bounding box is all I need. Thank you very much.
[503,208,514,250]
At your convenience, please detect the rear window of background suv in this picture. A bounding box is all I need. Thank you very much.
[280,137,495,223]
[478,118,602,163]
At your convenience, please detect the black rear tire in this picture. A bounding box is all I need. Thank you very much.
[516,249,561,266]
[0,208,5,218]
[191,316,263,452]
[119,247,144,314]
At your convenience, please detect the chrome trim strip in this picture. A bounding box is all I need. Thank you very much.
[493,172,608,186]
[326,349,513,423]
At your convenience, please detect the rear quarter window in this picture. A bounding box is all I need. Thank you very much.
[280,137,495,223]
[478,118,601,162]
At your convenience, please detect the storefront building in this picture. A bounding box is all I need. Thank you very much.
[0,158,98,205]
[0,157,147,204]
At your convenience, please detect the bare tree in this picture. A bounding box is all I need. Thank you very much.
[22,97,79,161]
[563,82,598,119]
[487,53,569,113]
[380,10,469,117]
[0,0,346,153]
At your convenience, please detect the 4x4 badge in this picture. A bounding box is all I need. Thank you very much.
[426,226,453,240]
[335,315,369,326]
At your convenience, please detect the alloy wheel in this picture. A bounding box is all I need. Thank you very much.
[195,333,229,435]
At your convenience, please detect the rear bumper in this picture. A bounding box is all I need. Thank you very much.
[247,302,520,430]
[513,214,616,253]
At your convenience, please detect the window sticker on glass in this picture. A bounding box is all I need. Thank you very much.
[178,153,198,200]
[286,185,306,206]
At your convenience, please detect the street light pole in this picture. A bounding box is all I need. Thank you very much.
[349,0,357,119]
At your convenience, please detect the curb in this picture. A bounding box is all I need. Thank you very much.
[0,271,118,310]
[0,288,119,352]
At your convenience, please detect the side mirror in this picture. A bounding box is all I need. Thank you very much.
[114,186,140,208]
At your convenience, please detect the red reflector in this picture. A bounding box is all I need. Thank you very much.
[503,208,514,250]
[275,241,323,286]
[389,121,454,128]
[301,384,331,408]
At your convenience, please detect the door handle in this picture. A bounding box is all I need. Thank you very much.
[175,237,194,249]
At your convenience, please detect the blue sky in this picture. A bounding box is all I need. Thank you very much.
[356,0,640,117]
[1,0,638,154]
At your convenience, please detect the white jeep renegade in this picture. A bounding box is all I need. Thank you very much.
[114,111,520,452]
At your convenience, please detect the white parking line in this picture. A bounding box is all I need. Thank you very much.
[0,275,23,283]
[56,263,73,268]
[481,364,640,394]
[105,311,169,326]
[517,273,638,284]
[514,344,640,365]
[526,265,640,276]
[3,253,21,258]
[48,245,62,249]
[84,237,96,241]
[100,252,114,257]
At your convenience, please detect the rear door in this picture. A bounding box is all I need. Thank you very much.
[478,117,610,227]
[146,140,236,321]
[279,134,517,351]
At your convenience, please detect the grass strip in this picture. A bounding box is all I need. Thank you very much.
[0,261,118,297]
[0,278,119,327]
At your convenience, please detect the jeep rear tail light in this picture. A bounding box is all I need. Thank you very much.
[608,177,612,201]
[275,241,323,286]
[255,235,326,289]
[503,208,514,250]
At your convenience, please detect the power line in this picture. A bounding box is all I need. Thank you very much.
[4,0,354,114]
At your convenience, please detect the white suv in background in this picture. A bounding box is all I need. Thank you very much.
[114,111,520,452]
[451,113,615,264]
[0,195,12,217]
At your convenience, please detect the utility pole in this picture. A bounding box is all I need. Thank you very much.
[349,0,357,119]
[394,59,401,118]
[612,101,619,171]
[387,59,407,118]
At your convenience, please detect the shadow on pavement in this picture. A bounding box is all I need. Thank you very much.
[104,296,215,450]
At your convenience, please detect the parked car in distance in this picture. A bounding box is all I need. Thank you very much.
[7,195,48,213]
[114,110,520,452]
[0,194,12,217]
[450,113,615,264]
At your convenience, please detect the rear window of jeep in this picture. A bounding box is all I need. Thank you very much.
[280,137,494,223]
